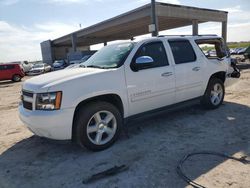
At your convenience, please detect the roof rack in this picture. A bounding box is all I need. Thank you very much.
[158,34,218,37]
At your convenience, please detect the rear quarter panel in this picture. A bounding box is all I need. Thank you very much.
[190,39,228,94]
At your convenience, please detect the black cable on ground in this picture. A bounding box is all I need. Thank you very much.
[176,151,250,188]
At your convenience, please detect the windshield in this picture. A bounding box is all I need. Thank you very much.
[54,60,64,65]
[81,42,135,68]
[33,64,44,68]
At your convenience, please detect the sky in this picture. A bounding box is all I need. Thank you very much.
[0,0,250,62]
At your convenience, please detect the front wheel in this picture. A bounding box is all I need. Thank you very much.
[74,102,122,151]
[201,78,225,109]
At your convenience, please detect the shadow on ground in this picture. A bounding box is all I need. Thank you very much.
[0,101,250,188]
[0,80,17,88]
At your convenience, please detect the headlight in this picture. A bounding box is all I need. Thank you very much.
[36,91,62,110]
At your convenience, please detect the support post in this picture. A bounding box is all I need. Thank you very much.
[222,21,227,42]
[192,20,198,36]
[71,33,77,52]
[151,0,158,36]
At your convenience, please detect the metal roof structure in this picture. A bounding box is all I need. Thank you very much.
[52,2,228,47]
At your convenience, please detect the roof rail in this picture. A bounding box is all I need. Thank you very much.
[158,34,218,37]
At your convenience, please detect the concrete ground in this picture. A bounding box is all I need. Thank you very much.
[0,63,250,188]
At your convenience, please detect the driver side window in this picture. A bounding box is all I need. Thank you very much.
[132,41,169,71]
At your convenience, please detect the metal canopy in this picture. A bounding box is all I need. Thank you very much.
[52,2,228,47]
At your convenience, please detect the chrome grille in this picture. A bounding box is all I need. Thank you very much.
[22,90,34,110]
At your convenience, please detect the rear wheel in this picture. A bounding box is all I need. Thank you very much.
[12,74,21,82]
[201,78,225,109]
[74,101,122,151]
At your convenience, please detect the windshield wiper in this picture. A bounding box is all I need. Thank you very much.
[79,64,86,68]
[86,65,108,69]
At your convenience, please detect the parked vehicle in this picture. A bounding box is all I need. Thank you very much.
[8,61,32,74]
[27,63,51,76]
[237,47,247,55]
[0,63,25,82]
[19,35,240,151]
[244,46,250,59]
[52,60,68,71]
[66,55,93,69]
[20,61,33,74]
[67,51,96,64]
[206,50,217,57]
[230,48,241,55]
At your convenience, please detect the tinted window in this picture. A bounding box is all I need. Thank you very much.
[0,65,13,70]
[169,40,196,64]
[133,41,168,70]
[6,65,15,69]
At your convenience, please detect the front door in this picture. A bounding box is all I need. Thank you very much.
[125,40,175,116]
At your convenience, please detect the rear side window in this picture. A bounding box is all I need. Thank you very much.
[0,65,4,70]
[169,40,196,64]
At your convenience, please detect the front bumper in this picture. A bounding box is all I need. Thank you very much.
[27,71,43,76]
[19,104,74,140]
[53,67,64,71]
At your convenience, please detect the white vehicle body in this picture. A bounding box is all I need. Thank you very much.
[27,64,51,76]
[21,62,33,73]
[19,36,239,142]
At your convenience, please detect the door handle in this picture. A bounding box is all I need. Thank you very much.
[161,72,173,77]
[192,67,201,71]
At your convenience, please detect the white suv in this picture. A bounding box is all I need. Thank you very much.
[19,35,240,151]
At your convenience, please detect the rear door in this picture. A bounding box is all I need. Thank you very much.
[168,39,204,103]
[125,40,175,116]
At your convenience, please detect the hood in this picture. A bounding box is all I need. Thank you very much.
[23,68,105,92]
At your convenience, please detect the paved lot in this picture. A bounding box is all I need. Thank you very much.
[0,67,250,188]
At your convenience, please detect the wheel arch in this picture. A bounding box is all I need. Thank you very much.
[209,71,226,83]
[12,74,22,81]
[203,71,226,95]
[71,93,124,141]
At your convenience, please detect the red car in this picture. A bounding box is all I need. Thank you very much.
[0,63,25,82]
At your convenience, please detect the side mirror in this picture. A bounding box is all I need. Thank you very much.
[136,56,154,64]
[132,56,154,71]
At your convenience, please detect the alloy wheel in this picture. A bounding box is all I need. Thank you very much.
[86,110,117,145]
[210,83,223,105]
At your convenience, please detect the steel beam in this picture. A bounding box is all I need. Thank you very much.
[192,20,198,35]
[151,0,158,36]
[222,21,227,42]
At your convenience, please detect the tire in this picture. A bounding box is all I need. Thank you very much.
[74,101,122,151]
[201,78,225,109]
[12,74,22,82]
